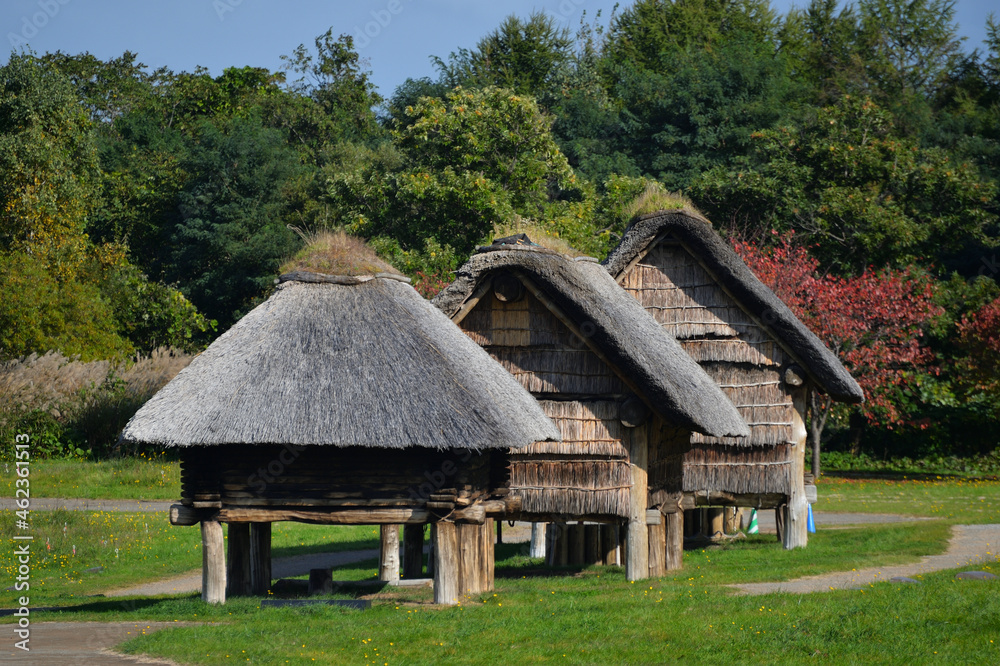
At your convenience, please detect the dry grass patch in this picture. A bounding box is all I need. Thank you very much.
[280,231,401,277]
[492,216,589,257]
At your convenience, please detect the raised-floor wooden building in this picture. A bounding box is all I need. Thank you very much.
[120,255,559,605]
[433,238,749,578]
[603,209,864,548]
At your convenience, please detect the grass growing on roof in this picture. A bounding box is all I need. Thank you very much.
[492,215,588,257]
[279,230,401,277]
[625,181,694,221]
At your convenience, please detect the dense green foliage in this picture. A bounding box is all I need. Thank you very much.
[2,0,998,459]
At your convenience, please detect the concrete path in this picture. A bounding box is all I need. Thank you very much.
[104,548,380,597]
[1,621,192,665]
[732,523,1000,595]
[0,498,174,512]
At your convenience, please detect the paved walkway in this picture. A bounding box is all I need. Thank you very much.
[732,523,1000,595]
[1,621,192,665]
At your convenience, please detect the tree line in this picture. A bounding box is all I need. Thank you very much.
[1,0,998,459]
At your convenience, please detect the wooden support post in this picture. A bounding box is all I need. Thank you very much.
[496,520,503,545]
[569,523,585,566]
[308,568,333,596]
[557,522,569,566]
[648,519,666,578]
[684,509,697,537]
[403,524,424,579]
[456,519,494,595]
[432,522,459,605]
[545,522,557,566]
[226,523,251,597]
[585,524,600,565]
[665,512,683,571]
[784,390,810,549]
[201,520,226,604]
[530,523,546,559]
[724,507,741,535]
[601,524,618,565]
[379,525,400,583]
[708,508,724,539]
[626,427,649,581]
[249,522,271,595]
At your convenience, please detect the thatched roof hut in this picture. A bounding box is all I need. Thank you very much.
[434,238,748,579]
[120,271,558,451]
[121,234,560,604]
[603,209,863,548]
[434,243,749,440]
[604,210,863,405]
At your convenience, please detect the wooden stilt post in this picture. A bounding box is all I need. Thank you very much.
[584,524,600,564]
[249,522,271,595]
[708,508,724,539]
[379,524,401,583]
[784,390,810,549]
[665,511,683,571]
[456,519,494,595]
[569,522,585,566]
[226,523,251,597]
[403,524,424,579]
[557,522,569,566]
[545,522,557,566]
[601,524,617,565]
[432,522,459,605]
[724,507,741,535]
[626,427,649,581]
[530,523,546,559]
[201,520,226,604]
[648,518,666,578]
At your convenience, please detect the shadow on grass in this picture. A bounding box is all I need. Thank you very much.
[269,538,379,559]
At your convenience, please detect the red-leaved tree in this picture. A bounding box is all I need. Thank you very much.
[958,297,1000,396]
[733,232,943,475]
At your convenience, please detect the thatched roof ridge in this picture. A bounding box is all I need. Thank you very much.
[602,209,864,403]
[121,274,560,450]
[433,247,751,438]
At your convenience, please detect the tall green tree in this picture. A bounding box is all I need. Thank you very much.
[691,95,997,273]
[166,116,304,328]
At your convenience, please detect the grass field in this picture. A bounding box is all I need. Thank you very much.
[0,455,181,500]
[3,463,999,663]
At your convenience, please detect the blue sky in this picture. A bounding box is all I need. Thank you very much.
[2,0,996,100]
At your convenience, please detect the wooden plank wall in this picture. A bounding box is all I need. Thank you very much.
[621,240,799,496]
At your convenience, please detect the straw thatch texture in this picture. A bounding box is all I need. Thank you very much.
[434,247,749,439]
[603,210,864,404]
[682,444,793,496]
[121,274,560,451]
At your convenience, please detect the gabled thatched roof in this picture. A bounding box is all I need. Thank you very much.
[433,244,751,439]
[120,272,560,450]
[602,209,864,404]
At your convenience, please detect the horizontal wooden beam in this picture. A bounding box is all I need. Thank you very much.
[681,491,786,510]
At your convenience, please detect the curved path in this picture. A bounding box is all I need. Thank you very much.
[731,523,1000,595]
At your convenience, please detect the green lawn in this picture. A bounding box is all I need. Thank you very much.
[0,510,379,606]
[3,465,999,663]
[1,456,181,500]
[816,474,1000,524]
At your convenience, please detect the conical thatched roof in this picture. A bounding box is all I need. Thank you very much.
[120,271,560,450]
[433,243,750,439]
[602,209,864,404]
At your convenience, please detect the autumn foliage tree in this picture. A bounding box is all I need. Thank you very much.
[733,232,943,474]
